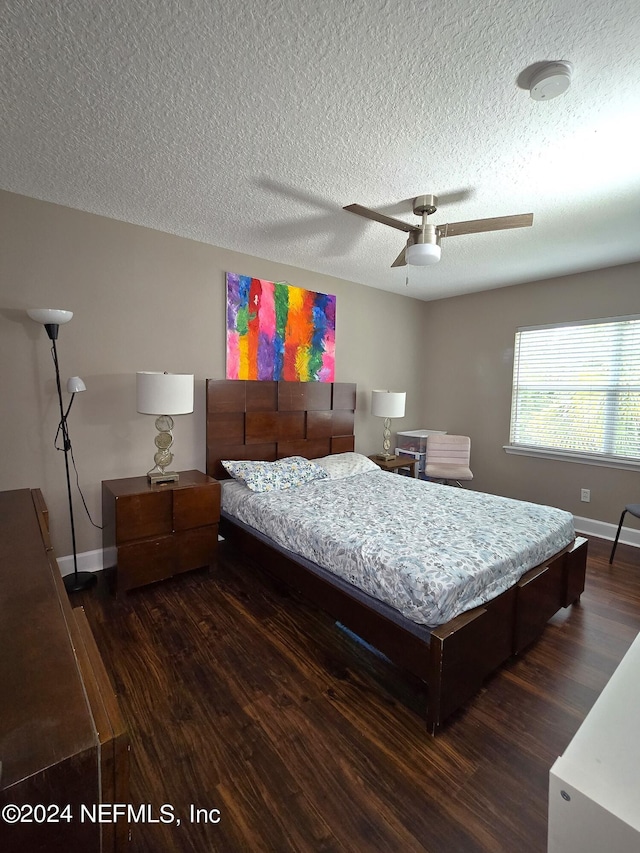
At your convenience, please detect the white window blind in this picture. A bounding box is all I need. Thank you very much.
[509,316,640,464]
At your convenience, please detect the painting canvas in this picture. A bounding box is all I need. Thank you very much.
[226,273,336,382]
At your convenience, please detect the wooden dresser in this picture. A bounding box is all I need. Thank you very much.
[0,489,129,853]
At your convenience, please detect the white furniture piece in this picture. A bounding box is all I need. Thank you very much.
[395,429,447,476]
[548,630,640,852]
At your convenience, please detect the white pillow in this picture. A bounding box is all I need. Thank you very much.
[313,452,379,480]
[221,456,328,492]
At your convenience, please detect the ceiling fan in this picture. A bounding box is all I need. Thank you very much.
[343,195,533,267]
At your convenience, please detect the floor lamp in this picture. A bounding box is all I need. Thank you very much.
[27,308,97,593]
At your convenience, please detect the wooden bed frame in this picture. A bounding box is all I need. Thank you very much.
[206,379,588,734]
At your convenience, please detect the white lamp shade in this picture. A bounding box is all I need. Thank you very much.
[66,376,86,393]
[371,390,406,418]
[137,372,194,415]
[405,242,441,266]
[27,308,73,325]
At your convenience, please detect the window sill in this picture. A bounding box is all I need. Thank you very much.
[503,445,640,472]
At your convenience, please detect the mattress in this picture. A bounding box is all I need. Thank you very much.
[220,471,575,628]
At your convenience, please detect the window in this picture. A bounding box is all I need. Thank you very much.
[508,316,640,468]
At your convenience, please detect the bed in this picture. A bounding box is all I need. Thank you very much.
[206,379,588,734]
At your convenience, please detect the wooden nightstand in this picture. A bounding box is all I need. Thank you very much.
[102,470,220,593]
[368,455,418,477]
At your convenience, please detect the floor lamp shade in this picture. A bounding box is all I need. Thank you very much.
[27,308,73,341]
[137,372,194,484]
[66,376,87,394]
[27,308,73,325]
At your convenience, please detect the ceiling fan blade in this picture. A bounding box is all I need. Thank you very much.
[343,204,418,233]
[391,246,407,267]
[438,213,533,238]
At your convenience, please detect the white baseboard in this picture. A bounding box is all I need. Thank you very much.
[574,515,640,548]
[57,548,107,577]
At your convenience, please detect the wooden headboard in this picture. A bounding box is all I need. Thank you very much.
[206,379,357,479]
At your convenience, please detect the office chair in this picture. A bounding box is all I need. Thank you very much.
[425,434,473,487]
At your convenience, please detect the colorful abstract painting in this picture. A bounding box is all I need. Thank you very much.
[226,273,336,382]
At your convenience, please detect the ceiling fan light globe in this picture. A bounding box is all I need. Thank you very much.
[405,242,441,266]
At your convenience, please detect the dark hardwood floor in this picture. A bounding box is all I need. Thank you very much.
[75,536,640,852]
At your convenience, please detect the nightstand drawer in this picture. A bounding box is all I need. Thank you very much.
[174,484,220,531]
[117,537,176,590]
[116,491,172,542]
[177,525,218,572]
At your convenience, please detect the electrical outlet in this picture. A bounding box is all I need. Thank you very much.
[581,488,591,502]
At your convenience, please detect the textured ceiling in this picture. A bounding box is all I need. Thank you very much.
[1,0,640,301]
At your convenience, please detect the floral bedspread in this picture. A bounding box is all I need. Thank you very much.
[221,472,575,627]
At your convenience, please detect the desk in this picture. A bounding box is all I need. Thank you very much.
[368,455,418,477]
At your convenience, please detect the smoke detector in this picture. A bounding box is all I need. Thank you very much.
[529,61,573,101]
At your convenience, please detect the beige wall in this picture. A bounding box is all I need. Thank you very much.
[421,263,640,529]
[0,190,427,559]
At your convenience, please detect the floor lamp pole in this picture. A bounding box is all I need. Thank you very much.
[50,334,96,594]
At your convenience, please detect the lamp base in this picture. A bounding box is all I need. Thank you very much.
[64,571,97,593]
[148,470,180,485]
[373,452,396,461]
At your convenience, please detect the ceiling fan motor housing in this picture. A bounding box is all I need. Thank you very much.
[413,194,438,216]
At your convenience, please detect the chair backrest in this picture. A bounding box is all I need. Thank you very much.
[426,434,471,466]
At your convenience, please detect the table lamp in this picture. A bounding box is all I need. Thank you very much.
[136,371,194,484]
[371,389,406,460]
